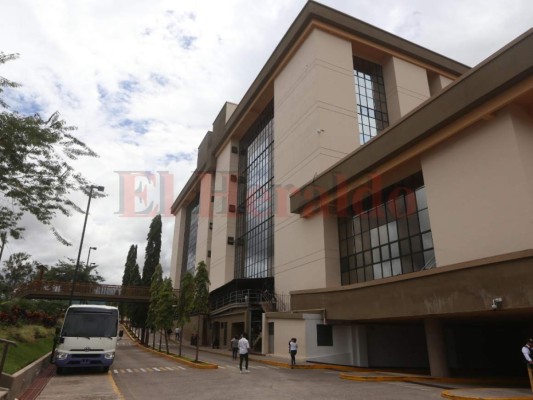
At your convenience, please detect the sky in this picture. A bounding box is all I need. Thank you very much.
[0,0,531,285]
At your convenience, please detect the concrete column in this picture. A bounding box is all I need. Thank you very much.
[352,325,369,367]
[261,313,268,354]
[424,319,450,377]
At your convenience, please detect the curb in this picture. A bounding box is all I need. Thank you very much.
[340,372,526,386]
[441,388,533,400]
[122,327,218,370]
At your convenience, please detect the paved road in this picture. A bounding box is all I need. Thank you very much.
[112,335,443,400]
[37,334,445,399]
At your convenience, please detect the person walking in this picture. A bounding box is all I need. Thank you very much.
[230,336,239,360]
[522,338,533,392]
[238,333,250,373]
[175,327,180,341]
[289,338,298,369]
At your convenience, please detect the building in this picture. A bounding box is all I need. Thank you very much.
[170,1,533,376]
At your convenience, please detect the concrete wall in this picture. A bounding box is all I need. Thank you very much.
[422,105,533,266]
[428,71,453,96]
[305,319,353,365]
[195,173,214,270]
[210,141,239,290]
[290,251,533,320]
[1,353,51,400]
[383,56,431,124]
[169,208,187,288]
[264,314,306,359]
[273,29,357,296]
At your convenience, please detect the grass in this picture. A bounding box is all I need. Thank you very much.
[0,325,55,375]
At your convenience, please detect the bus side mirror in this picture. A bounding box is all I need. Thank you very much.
[119,330,124,338]
[59,337,65,344]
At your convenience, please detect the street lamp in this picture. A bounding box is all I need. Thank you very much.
[86,247,97,268]
[69,185,104,305]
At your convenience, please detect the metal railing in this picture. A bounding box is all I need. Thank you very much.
[209,289,262,311]
[0,338,17,376]
[13,281,153,302]
[209,289,291,313]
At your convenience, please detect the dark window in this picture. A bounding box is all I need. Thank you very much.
[317,324,333,346]
[61,308,118,338]
[235,103,274,279]
[353,56,389,144]
[182,195,199,274]
[338,173,434,285]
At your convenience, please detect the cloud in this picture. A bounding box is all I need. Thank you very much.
[0,0,531,284]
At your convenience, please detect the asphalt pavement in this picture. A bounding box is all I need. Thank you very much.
[20,328,533,400]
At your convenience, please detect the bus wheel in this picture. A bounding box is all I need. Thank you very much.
[56,367,64,375]
[102,366,110,373]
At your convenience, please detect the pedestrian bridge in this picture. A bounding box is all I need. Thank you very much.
[14,281,153,303]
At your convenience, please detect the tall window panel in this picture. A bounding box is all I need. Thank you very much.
[235,104,274,279]
[182,195,199,275]
[353,56,389,144]
[338,173,434,285]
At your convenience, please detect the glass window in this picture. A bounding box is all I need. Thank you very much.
[235,104,274,279]
[182,196,199,274]
[338,179,434,285]
[353,56,389,144]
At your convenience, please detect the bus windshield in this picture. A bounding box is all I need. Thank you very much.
[61,308,118,337]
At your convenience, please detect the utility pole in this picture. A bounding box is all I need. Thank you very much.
[69,185,104,305]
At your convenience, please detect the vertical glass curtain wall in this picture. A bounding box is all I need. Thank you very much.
[338,173,434,285]
[182,195,200,275]
[235,104,274,279]
[353,56,389,144]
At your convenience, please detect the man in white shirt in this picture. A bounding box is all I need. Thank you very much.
[238,333,250,373]
[523,339,533,392]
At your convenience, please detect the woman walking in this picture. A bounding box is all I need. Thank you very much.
[289,338,298,368]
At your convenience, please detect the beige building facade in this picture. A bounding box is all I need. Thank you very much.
[170,1,533,376]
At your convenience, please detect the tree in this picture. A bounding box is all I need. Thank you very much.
[147,264,163,349]
[176,271,194,357]
[43,258,103,284]
[121,245,138,287]
[155,277,175,354]
[0,52,100,246]
[142,215,162,285]
[127,262,144,334]
[0,252,37,299]
[120,245,137,320]
[192,260,210,362]
[139,214,162,344]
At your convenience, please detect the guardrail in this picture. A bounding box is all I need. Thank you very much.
[0,338,17,377]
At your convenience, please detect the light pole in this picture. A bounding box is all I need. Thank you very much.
[86,247,97,268]
[69,185,104,305]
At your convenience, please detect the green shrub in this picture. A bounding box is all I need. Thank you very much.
[0,299,64,327]
[0,324,54,344]
[33,325,50,339]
